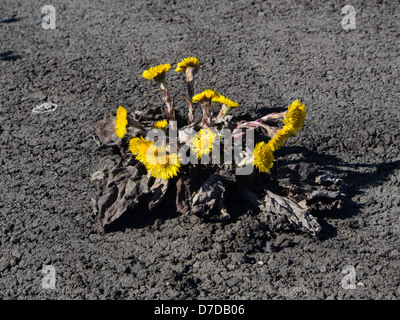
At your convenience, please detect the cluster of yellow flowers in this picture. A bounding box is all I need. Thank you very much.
[115,111,219,181]
[113,57,306,180]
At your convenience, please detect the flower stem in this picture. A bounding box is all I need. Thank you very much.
[161,84,175,121]
[185,68,195,124]
[217,104,229,119]
[232,120,276,139]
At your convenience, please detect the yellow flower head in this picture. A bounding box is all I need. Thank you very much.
[254,141,274,173]
[115,106,128,138]
[145,144,181,180]
[153,120,168,130]
[129,137,154,163]
[192,89,221,104]
[214,95,239,108]
[283,100,306,133]
[175,57,200,74]
[190,128,217,159]
[268,125,295,152]
[142,64,171,81]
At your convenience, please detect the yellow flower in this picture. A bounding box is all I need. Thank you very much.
[214,95,239,108]
[265,100,306,151]
[268,125,296,152]
[145,144,181,180]
[190,128,217,159]
[153,120,168,130]
[142,64,171,81]
[254,141,274,173]
[130,139,180,180]
[115,106,128,138]
[129,137,154,163]
[192,89,221,104]
[283,100,306,133]
[175,57,200,74]
[215,95,239,118]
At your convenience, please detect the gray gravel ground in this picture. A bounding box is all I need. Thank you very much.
[0,0,399,299]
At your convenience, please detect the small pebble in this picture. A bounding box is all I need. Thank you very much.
[32,102,58,113]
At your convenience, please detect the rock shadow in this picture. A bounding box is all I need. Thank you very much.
[0,15,23,24]
[0,50,21,61]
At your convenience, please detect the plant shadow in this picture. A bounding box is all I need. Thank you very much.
[275,146,400,240]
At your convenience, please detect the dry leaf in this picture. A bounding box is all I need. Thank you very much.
[93,161,149,231]
[259,190,321,235]
[148,177,169,211]
[93,112,119,147]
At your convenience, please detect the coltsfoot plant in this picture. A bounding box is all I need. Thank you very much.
[92,57,341,235]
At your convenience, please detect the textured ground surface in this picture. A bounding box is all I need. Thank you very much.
[0,0,399,299]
